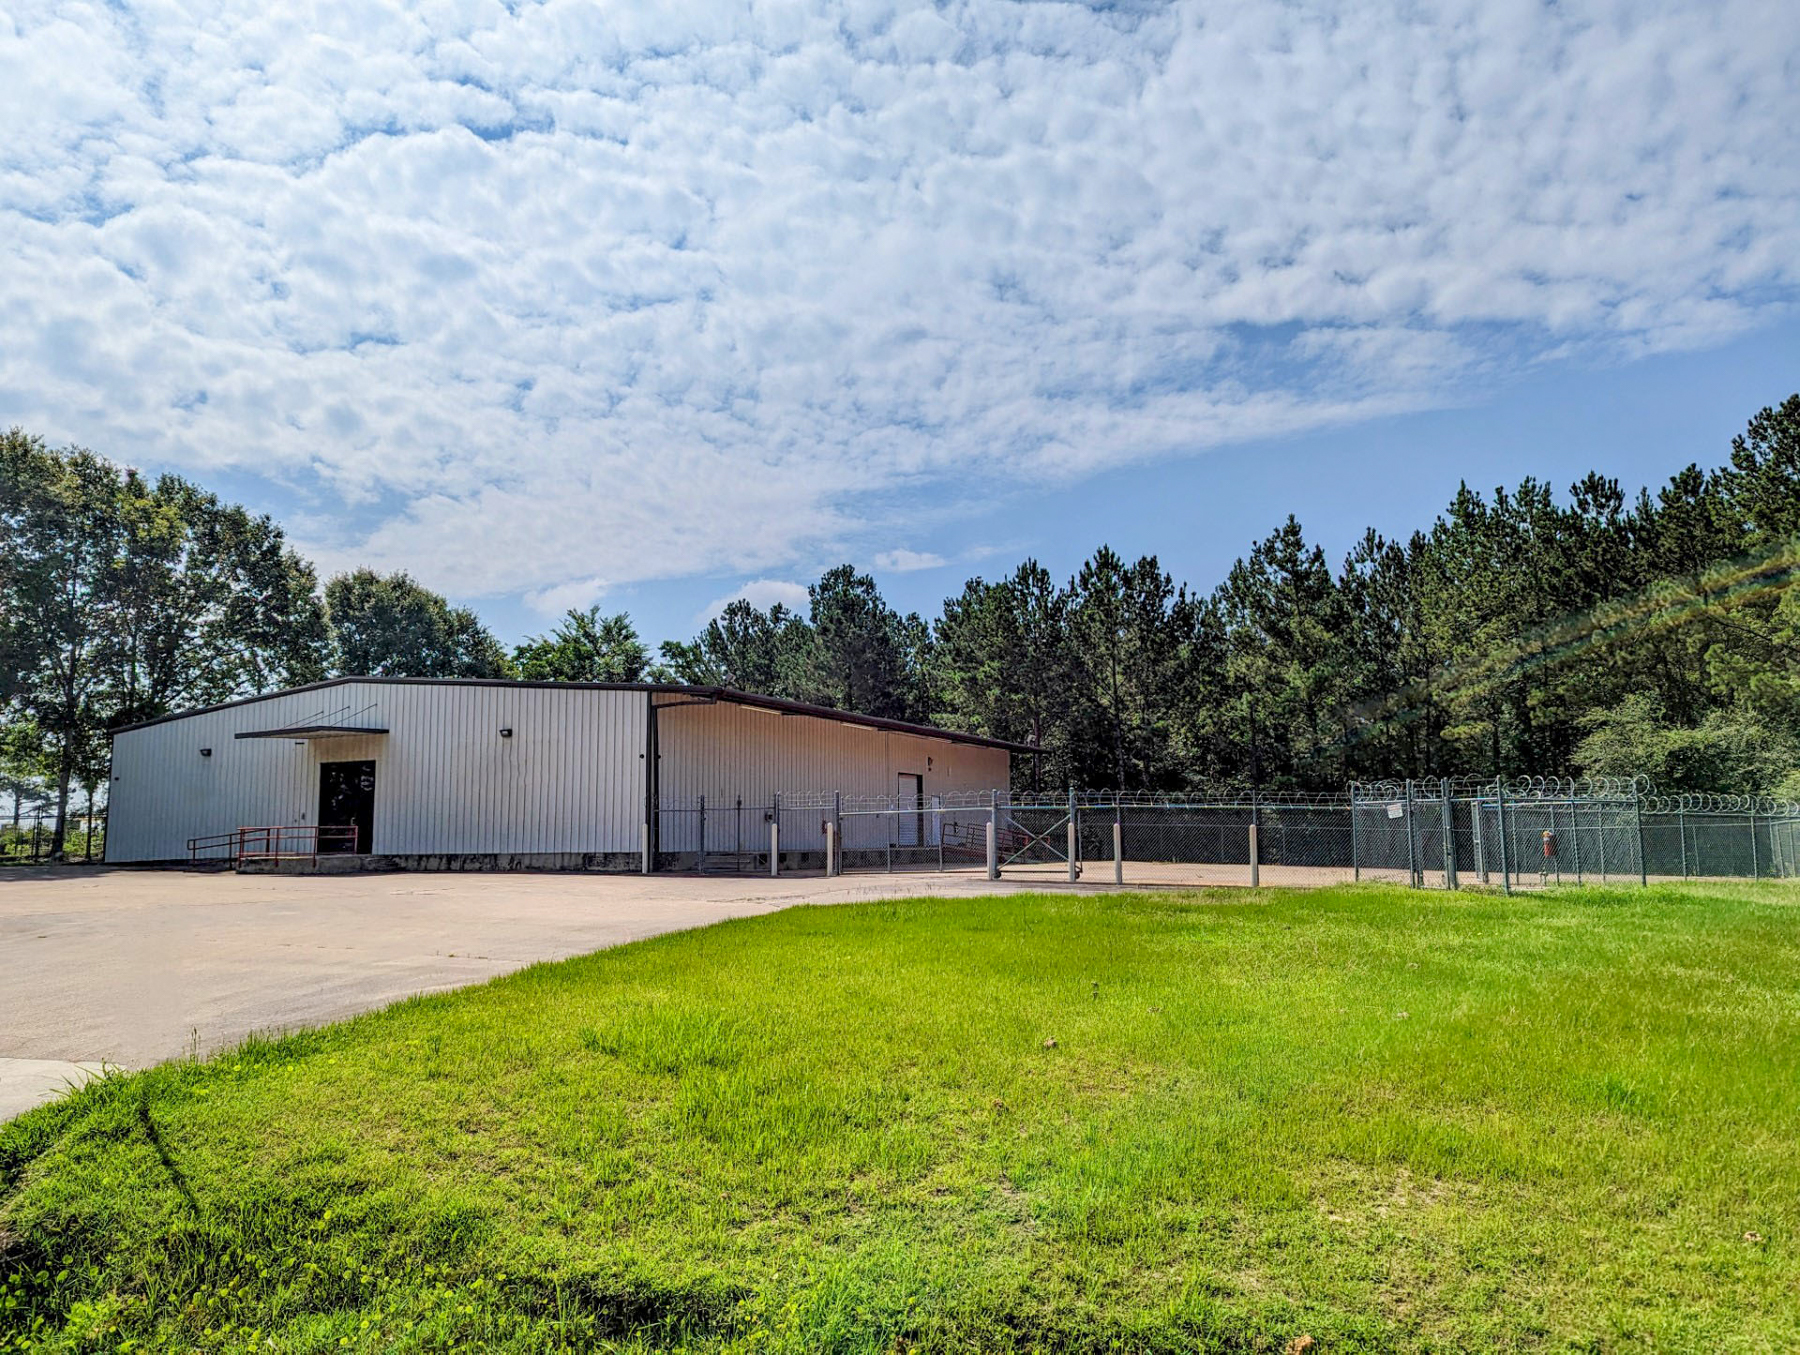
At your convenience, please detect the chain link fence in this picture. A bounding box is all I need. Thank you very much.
[34,776,1785,884]
[1,806,106,864]
[656,793,999,875]
[1352,779,1800,889]
[659,777,1800,889]
[989,791,1362,889]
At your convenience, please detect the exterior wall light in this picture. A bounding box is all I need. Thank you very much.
[499,727,514,738]
[200,748,212,757]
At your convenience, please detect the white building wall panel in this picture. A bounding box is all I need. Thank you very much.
[107,683,647,862]
[107,682,1009,864]
[656,701,1010,852]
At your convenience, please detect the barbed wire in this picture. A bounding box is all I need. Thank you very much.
[750,777,1800,819]
[1351,775,1650,802]
[1640,791,1798,816]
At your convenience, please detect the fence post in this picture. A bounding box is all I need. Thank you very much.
[698,795,707,873]
[1634,784,1647,887]
[987,790,999,880]
[1496,779,1511,894]
[1067,785,1079,883]
[1350,784,1360,882]
[1113,817,1123,886]
[1249,790,1261,888]
[1441,777,1458,890]
[1749,807,1759,880]
[1678,808,1687,878]
[1404,781,1417,888]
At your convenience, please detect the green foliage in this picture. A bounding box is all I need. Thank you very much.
[656,572,934,722]
[934,397,1800,792]
[324,569,510,679]
[641,395,1800,795]
[1577,695,1799,792]
[792,565,928,720]
[4,884,1798,1351]
[9,392,1800,840]
[513,607,650,682]
[933,561,1078,779]
[0,430,327,853]
[656,599,812,693]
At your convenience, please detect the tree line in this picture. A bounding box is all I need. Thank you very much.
[658,396,1800,799]
[5,397,1800,854]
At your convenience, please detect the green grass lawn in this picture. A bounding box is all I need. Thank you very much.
[4,883,1798,1353]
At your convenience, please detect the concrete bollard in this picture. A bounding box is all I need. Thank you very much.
[770,820,780,877]
[986,817,998,880]
[641,822,651,875]
[1113,820,1123,885]
[825,820,837,877]
[1249,823,1260,888]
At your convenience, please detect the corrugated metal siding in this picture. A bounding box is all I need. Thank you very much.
[107,684,1010,863]
[107,684,647,861]
[656,700,1010,851]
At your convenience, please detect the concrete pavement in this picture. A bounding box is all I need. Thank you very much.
[0,1058,106,1122]
[0,865,1085,1120]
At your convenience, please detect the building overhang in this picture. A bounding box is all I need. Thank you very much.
[234,725,390,741]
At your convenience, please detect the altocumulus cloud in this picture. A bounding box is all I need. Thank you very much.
[699,579,813,623]
[874,549,948,572]
[2,0,1796,603]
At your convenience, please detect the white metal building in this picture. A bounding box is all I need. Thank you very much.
[104,678,1018,869]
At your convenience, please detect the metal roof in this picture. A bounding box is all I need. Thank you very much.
[112,677,1036,754]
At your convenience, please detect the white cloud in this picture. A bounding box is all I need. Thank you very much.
[697,578,812,623]
[873,548,947,572]
[522,575,610,618]
[1,0,1796,603]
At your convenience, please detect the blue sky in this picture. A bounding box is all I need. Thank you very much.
[484,322,1800,646]
[3,0,1797,651]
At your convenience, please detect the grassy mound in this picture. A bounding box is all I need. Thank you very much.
[3,883,1797,1352]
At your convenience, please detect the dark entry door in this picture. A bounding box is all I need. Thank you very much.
[318,760,376,854]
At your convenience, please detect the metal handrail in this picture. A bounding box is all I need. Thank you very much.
[185,825,358,864]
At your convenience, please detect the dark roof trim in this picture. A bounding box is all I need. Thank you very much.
[113,677,1035,754]
[234,725,390,740]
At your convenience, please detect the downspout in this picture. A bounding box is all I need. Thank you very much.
[644,692,660,870]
